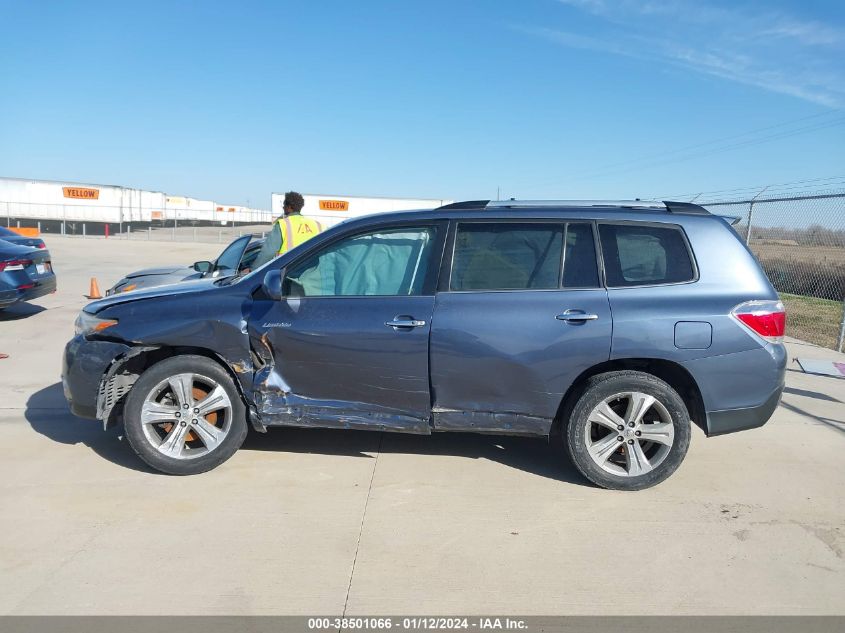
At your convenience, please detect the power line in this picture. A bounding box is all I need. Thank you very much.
[559,116,845,185]
[522,107,844,190]
[656,174,845,201]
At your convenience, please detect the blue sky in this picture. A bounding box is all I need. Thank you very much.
[2,0,844,207]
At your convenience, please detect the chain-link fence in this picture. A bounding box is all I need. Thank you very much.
[691,189,844,351]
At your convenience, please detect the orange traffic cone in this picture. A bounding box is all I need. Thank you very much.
[86,277,102,300]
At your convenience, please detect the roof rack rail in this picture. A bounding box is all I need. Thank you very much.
[435,200,490,210]
[486,199,667,209]
[435,199,712,216]
[662,200,710,215]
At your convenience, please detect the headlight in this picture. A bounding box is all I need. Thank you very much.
[74,311,118,336]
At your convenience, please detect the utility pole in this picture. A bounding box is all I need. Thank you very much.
[746,186,769,244]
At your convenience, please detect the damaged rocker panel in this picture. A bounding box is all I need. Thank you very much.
[432,408,552,436]
[257,392,431,434]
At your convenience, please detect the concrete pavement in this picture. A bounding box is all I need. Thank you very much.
[0,236,843,615]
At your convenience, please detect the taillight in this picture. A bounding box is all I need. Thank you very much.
[732,300,786,343]
[36,241,46,249]
[0,259,33,272]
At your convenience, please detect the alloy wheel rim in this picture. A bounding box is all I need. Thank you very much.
[140,372,232,460]
[584,391,674,477]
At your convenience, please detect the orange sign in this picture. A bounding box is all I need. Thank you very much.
[318,199,349,211]
[63,187,99,200]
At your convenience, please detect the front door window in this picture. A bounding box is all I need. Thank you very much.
[284,228,436,297]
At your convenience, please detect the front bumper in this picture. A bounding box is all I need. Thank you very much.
[62,336,130,420]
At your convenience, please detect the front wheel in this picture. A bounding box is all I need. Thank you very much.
[124,355,248,475]
[566,371,691,490]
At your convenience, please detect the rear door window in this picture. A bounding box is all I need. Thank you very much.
[450,223,564,291]
[599,223,695,287]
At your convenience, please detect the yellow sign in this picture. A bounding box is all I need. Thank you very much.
[63,187,99,200]
[318,199,349,211]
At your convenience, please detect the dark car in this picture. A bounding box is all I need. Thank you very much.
[0,226,46,250]
[107,235,264,295]
[0,239,56,310]
[62,200,786,489]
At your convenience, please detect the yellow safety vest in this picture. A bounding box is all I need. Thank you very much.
[277,214,323,254]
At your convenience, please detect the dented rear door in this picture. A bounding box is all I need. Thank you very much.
[429,220,612,434]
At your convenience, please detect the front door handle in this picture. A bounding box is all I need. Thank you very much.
[385,318,427,329]
[556,310,599,322]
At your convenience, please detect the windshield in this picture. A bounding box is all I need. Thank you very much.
[213,236,251,274]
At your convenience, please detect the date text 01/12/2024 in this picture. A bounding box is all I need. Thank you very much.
[307,617,527,630]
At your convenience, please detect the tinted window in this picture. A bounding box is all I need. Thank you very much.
[239,243,261,271]
[0,227,14,237]
[599,224,694,287]
[284,227,435,297]
[214,236,250,273]
[451,224,563,291]
[562,223,599,288]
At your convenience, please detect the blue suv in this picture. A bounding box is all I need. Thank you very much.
[62,200,786,489]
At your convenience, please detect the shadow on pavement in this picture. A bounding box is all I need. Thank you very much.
[25,382,157,474]
[783,386,842,403]
[244,426,590,486]
[780,400,845,435]
[28,382,590,485]
[0,302,46,321]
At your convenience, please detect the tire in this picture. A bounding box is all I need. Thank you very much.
[124,354,248,475]
[565,370,691,491]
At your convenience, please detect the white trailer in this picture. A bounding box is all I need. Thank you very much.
[0,176,268,228]
[270,193,453,228]
[0,176,166,224]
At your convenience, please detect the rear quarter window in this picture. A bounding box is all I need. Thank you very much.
[599,223,695,287]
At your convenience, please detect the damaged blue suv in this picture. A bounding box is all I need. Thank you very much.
[62,200,786,489]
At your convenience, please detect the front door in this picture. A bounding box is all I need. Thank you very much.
[248,221,445,433]
[429,220,612,434]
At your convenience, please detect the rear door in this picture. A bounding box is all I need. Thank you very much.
[429,221,612,434]
[248,221,447,432]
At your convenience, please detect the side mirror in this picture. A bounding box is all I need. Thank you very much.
[263,269,284,301]
[193,260,213,273]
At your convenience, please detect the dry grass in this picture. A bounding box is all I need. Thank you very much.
[752,242,845,265]
[780,293,843,349]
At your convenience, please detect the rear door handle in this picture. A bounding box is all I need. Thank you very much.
[556,310,599,322]
[385,318,427,329]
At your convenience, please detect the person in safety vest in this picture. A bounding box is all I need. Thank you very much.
[253,191,323,268]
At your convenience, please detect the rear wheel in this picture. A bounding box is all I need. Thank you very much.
[124,355,247,475]
[565,371,691,490]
